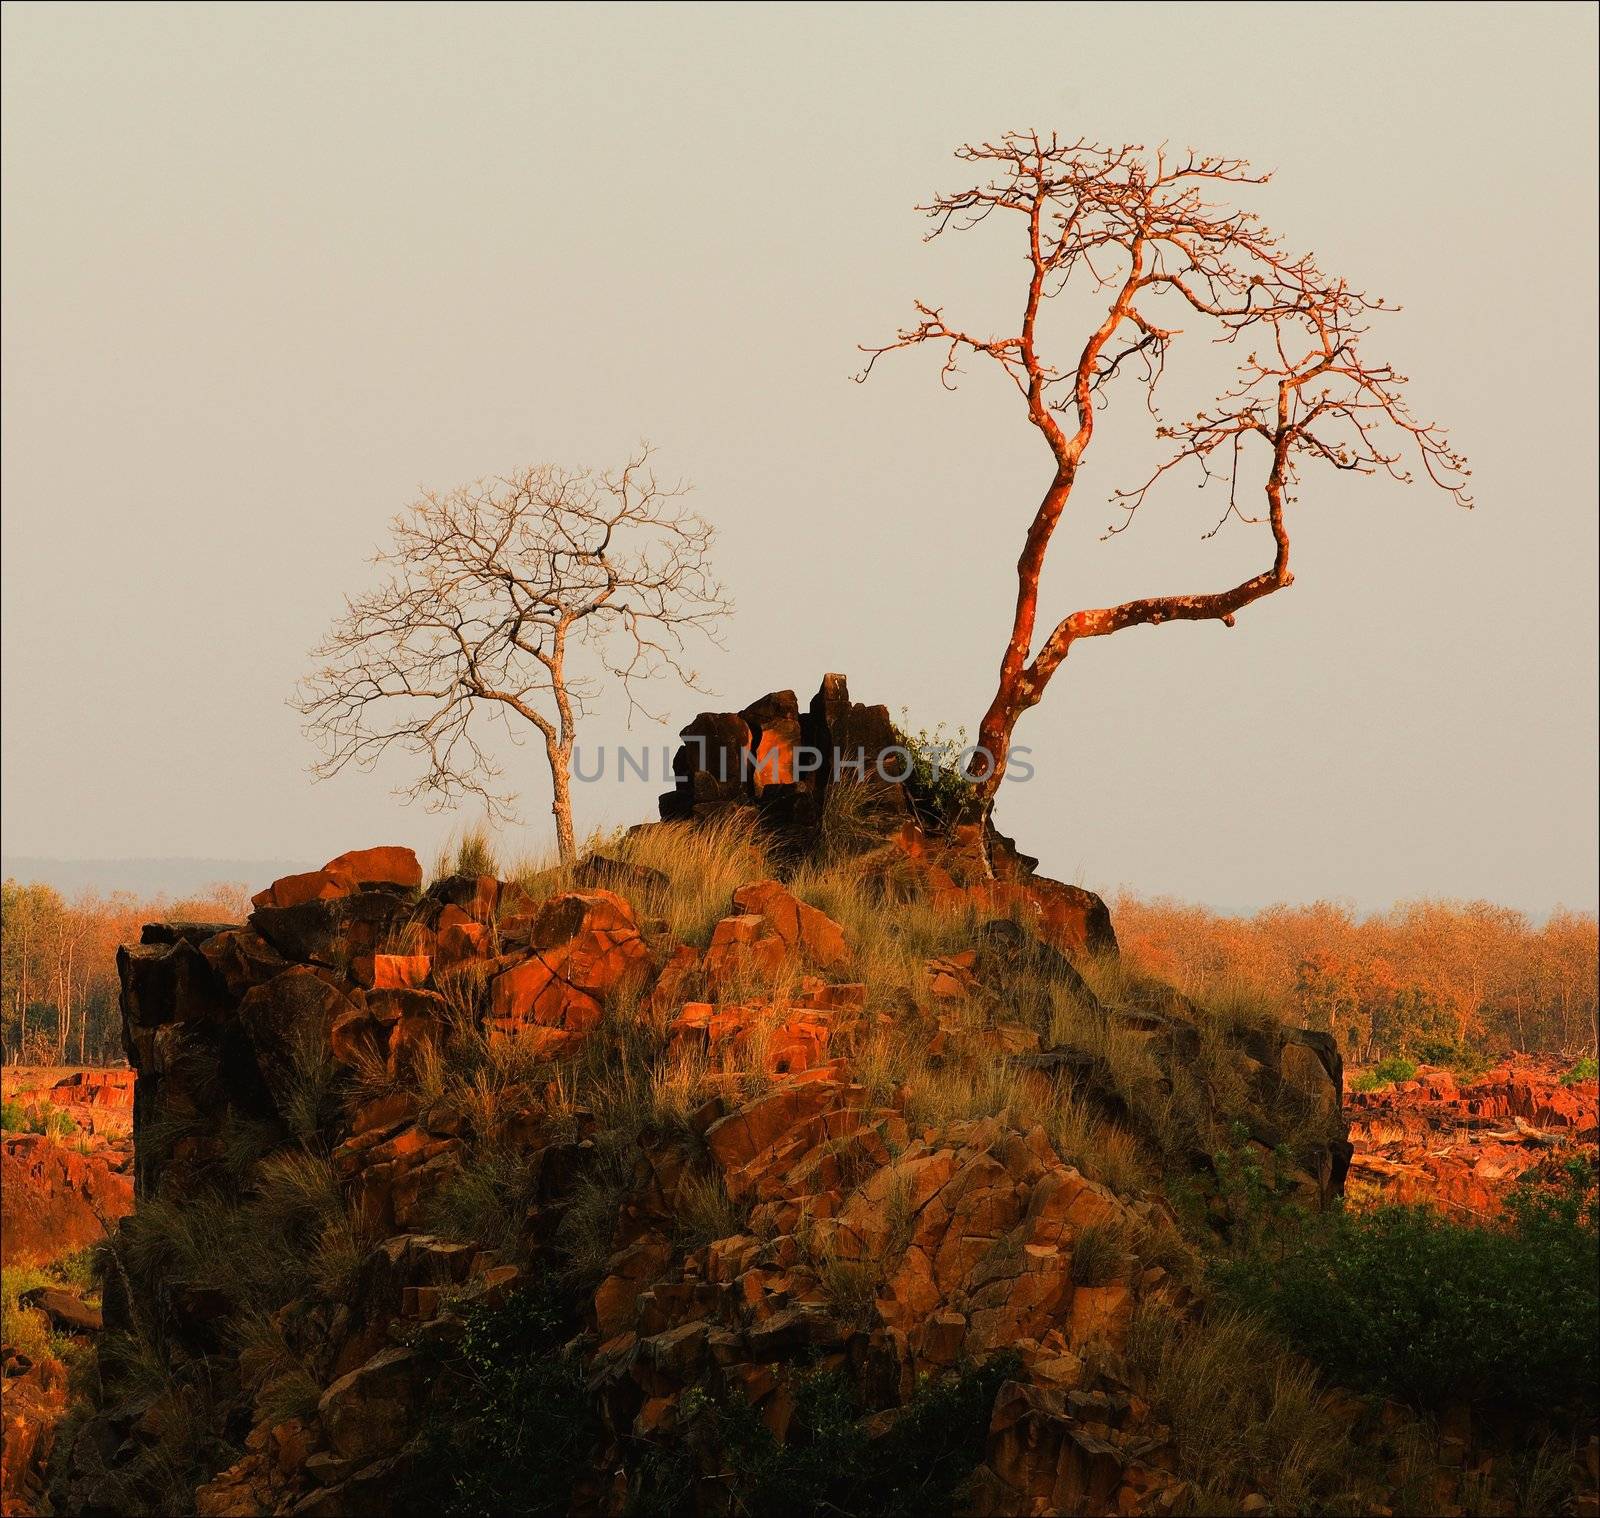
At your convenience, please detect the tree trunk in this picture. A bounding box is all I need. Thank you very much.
[549,744,576,865]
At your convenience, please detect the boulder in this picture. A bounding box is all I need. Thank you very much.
[703,914,788,989]
[573,854,671,897]
[323,846,423,894]
[969,1380,1126,1517]
[17,1287,101,1335]
[730,881,850,969]
[0,1353,68,1517]
[315,1346,423,1463]
[488,890,649,1040]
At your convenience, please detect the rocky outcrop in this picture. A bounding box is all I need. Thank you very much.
[659,675,907,839]
[656,674,1117,958]
[1347,1057,1599,1216]
[2,1069,135,1139]
[54,740,1358,1515]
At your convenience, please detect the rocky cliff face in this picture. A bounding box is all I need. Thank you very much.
[53,677,1354,1517]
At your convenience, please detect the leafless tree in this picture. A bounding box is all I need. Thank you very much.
[861,133,1471,824]
[296,448,728,862]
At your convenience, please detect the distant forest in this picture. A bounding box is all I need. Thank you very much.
[0,875,1593,1068]
[2,878,247,1065]
[1115,895,1598,1064]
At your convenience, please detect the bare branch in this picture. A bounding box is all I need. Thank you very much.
[296,447,730,860]
[858,132,1472,811]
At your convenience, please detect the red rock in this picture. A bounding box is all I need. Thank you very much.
[927,951,980,1000]
[249,847,421,910]
[436,919,493,966]
[19,1287,101,1335]
[0,1354,68,1517]
[365,954,432,991]
[322,846,423,894]
[666,1000,833,1076]
[793,980,866,1012]
[430,872,501,922]
[1067,1283,1132,1351]
[704,1071,854,1196]
[250,869,348,912]
[1,1133,133,1266]
[731,881,850,970]
[594,1238,674,1338]
[350,1091,419,1136]
[316,1346,422,1462]
[1347,1055,1597,1216]
[488,891,649,1042]
[44,1070,134,1111]
[649,944,703,1016]
[742,691,803,792]
[201,927,290,999]
[387,1010,445,1079]
[971,1381,1126,1517]
[704,914,788,988]
[329,1007,388,1070]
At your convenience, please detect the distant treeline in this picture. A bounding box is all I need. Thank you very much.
[1,879,248,1065]
[1115,894,1598,1064]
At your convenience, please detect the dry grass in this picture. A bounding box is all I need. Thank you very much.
[795,1208,884,1327]
[672,1170,743,1252]
[788,857,981,996]
[430,819,502,884]
[902,1054,1028,1132]
[1127,1302,1370,1514]
[1,1263,62,1363]
[610,811,773,946]
[1069,1219,1135,1287]
[495,834,576,914]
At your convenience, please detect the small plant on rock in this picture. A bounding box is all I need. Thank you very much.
[894,711,978,824]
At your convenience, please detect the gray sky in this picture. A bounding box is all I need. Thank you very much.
[3,2,1596,913]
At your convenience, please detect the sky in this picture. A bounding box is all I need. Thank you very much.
[2,2,1596,914]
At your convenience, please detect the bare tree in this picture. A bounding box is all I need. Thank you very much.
[297,448,728,862]
[861,133,1471,824]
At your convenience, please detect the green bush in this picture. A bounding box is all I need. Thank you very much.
[1407,1039,1492,1078]
[1217,1161,1599,1413]
[412,1290,1013,1518]
[1560,1055,1598,1086]
[0,1097,76,1137]
[409,1288,598,1518]
[894,712,977,824]
[652,1354,1018,1518]
[1349,1055,1417,1093]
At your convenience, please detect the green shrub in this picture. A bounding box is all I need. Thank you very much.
[410,1287,598,1518]
[0,1098,76,1138]
[1217,1161,1599,1413]
[1408,1039,1492,1078]
[1560,1055,1598,1086]
[894,712,977,824]
[653,1354,1019,1518]
[1349,1055,1417,1093]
